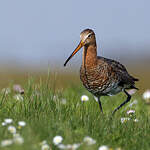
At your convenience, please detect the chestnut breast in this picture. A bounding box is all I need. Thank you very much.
[80,58,120,96]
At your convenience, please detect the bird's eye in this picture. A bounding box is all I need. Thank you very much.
[88,34,92,38]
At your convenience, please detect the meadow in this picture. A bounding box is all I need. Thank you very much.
[0,71,150,150]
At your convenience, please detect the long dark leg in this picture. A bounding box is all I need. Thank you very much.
[112,89,131,115]
[97,97,103,114]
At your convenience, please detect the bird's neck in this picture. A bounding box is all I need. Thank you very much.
[82,44,97,68]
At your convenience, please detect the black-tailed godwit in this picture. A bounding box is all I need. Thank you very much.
[64,29,138,115]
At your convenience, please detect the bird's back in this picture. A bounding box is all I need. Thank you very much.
[100,57,138,87]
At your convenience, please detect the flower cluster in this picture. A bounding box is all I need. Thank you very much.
[121,109,139,123]
[52,135,121,150]
[53,135,94,150]
[1,118,26,147]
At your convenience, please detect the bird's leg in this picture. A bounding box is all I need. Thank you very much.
[97,96,103,114]
[112,89,131,115]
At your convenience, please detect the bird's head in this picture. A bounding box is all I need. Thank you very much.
[80,29,96,46]
[64,29,96,66]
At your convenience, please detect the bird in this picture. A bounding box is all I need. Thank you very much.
[64,29,138,115]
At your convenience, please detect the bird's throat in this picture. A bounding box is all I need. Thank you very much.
[82,44,97,68]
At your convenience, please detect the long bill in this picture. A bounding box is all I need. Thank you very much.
[64,41,84,66]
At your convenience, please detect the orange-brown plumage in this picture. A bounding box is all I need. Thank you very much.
[64,29,138,114]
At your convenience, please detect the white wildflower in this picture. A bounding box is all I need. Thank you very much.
[13,94,24,101]
[98,145,109,150]
[57,144,67,149]
[83,136,96,145]
[143,90,150,100]
[2,122,7,126]
[134,119,139,122]
[41,144,50,150]
[4,118,13,124]
[127,110,135,115]
[121,117,130,123]
[81,95,89,102]
[1,139,13,147]
[13,135,24,144]
[8,125,16,134]
[18,121,26,127]
[53,135,63,145]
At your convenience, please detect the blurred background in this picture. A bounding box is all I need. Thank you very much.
[0,0,149,89]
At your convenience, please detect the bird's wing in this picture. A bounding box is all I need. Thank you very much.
[98,57,138,87]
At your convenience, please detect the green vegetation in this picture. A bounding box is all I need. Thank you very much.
[0,75,149,150]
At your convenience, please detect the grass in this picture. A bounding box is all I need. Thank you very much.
[0,74,149,150]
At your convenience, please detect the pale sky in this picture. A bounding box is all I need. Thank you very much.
[0,0,150,69]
